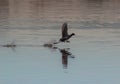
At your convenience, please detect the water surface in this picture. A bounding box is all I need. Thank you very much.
[0,0,120,84]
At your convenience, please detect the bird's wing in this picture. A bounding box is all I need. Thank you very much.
[62,23,68,38]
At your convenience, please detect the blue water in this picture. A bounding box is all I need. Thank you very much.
[0,0,120,84]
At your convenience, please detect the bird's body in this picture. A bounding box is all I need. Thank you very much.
[59,23,75,42]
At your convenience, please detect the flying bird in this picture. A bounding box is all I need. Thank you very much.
[59,22,75,42]
[54,23,75,44]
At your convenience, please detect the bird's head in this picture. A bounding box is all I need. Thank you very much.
[71,33,75,36]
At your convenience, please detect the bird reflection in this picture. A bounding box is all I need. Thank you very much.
[43,43,75,69]
[59,48,75,69]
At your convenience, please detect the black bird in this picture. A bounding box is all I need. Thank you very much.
[59,23,75,42]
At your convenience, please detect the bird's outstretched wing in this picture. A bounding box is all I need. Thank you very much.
[62,23,68,38]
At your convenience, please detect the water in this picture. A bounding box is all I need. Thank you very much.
[0,0,120,84]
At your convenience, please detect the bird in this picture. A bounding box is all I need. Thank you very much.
[53,23,75,44]
[59,22,75,42]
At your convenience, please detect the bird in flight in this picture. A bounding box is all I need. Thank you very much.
[54,23,75,44]
[59,22,75,42]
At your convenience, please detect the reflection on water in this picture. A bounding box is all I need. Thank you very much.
[1,40,75,69]
[59,48,75,69]
[43,42,75,69]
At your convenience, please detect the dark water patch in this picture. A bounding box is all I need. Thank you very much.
[0,0,9,6]
[1,0,120,30]
[1,20,120,30]
[0,0,9,29]
[69,21,120,29]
